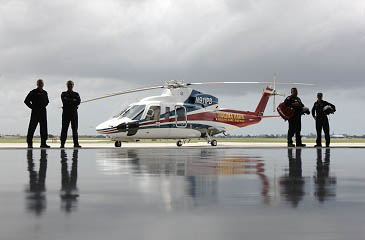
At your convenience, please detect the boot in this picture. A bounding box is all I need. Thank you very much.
[40,140,50,148]
[296,136,306,147]
[74,141,82,148]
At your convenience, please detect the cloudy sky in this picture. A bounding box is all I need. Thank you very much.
[0,0,364,136]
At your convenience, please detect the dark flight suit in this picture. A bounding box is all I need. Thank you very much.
[24,88,49,146]
[60,91,81,146]
[312,100,336,147]
[284,95,305,145]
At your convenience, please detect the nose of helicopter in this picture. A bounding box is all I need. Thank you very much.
[95,122,107,132]
[96,120,118,135]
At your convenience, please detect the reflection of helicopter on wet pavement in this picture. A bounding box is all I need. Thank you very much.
[97,149,272,208]
[83,78,312,147]
[23,148,338,214]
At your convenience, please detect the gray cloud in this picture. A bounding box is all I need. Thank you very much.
[0,0,364,135]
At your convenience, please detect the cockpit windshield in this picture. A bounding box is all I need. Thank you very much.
[114,106,130,118]
[117,105,146,120]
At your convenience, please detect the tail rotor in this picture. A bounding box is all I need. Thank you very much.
[273,73,277,112]
[271,72,286,112]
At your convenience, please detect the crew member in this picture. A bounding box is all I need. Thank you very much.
[24,79,50,148]
[311,93,336,147]
[284,88,307,147]
[60,80,81,148]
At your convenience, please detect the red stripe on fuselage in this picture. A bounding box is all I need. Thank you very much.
[138,109,262,128]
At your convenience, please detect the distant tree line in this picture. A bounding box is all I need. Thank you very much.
[216,134,365,138]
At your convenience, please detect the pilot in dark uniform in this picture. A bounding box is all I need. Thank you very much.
[284,88,308,147]
[312,93,336,147]
[24,79,50,148]
[60,80,81,148]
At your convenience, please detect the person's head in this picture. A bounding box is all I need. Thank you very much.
[66,80,74,91]
[36,79,44,89]
[317,92,323,101]
[291,87,298,97]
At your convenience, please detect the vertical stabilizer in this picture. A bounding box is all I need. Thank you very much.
[254,87,274,116]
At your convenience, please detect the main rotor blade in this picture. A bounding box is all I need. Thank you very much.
[187,81,314,86]
[81,85,164,104]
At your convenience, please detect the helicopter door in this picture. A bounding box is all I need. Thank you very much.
[175,105,187,127]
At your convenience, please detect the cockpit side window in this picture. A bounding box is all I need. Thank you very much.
[145,106,161,121]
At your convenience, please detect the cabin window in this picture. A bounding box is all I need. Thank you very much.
[145,106,161,121]
[165,107,170,120]
[175,105,187,127]
[176,106,186,121]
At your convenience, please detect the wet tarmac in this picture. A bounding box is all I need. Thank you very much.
[1,148,364,240]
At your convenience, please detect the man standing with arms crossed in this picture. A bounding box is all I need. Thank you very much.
[24,79,50,148]
[60,80,81,148]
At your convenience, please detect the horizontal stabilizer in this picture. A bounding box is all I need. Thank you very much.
[261,115,280,118]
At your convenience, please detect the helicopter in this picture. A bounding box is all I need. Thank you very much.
[82,77,312,147]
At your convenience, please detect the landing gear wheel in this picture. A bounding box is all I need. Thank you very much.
[211,140,217,146]
[114,141,122,147]
[176,140,183,147]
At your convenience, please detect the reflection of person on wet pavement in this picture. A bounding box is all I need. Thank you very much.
[25,149,48,216]
[314,148,336,202]
[280,148,305,208]
[60,149,79,213]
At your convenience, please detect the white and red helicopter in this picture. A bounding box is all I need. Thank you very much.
[83,77,312,147]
